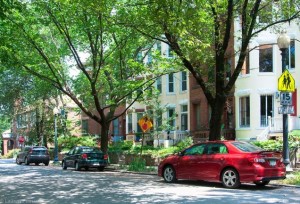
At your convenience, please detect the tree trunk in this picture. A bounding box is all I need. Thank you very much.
[209,96,226,141]
[100,122,110,154]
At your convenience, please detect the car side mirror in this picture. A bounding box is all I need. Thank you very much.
[178,151,184,156]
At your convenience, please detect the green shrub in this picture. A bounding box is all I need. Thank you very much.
[176,137,193,150]
[128,157,146,172]
[58,135,97,152]
[2,149,20,159]
[109,140,134,152]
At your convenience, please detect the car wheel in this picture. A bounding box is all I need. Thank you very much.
[75,162,81,171]
[221,168,240,188]
[254,181,270,187]
[163,165,177,183]
[85,167,89,171]
[25,157,30,165]
[16,157,21,165]
[97,166,105,171]
[62,161,67,170]
[44,162,49,166]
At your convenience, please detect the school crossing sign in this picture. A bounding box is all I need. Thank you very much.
[278,69,295,92]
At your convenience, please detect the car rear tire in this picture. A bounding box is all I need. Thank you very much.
[163,165,177,183]
[221,168,240,188]
[35,163,39,166]
[62,161,67,170]
[75,162,81,171]
[254,180,270,187]
[85,167,89,171]
[97,166,105,171]
[44,162,49,166]
[25,157,30,165]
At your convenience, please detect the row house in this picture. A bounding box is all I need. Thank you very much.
[234,20,299,140]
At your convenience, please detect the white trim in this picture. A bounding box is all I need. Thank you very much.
[235,89,251,97]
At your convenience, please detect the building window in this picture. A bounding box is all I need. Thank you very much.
[260,95,273,127]
[239,96,250,127]
[168,45,173,58]
[288,40,295,70]
[242,49,250,74]
[128,113,133,133]
[168,108,176,129]
[156,42,162,55]
[181,71,187,91]
[113,119,119,136]
[156,77,162,93]
[259,45,273,72]
[167,73,174,93]
[181,105,188,131]
[82,120,88,135]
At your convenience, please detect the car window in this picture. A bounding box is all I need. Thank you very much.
[68,148,75,155]
[207,143,228,154]
[81,147,102,153]
[184,144,205,155]
[232,141,263,152]
[74,147,82,154]
[31,149,47,155]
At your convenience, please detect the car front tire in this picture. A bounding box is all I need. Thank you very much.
[163,165,177,183]
[221,168,240,188]
[62,161,67,170]
[16,157,21,165]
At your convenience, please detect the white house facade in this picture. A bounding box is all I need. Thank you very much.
[234,20,300,141]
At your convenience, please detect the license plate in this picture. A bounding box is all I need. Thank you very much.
[269,160,276,166]
[93,163,100,166]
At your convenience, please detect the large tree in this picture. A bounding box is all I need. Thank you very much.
[0,0,167,153]
[120,0,300,140]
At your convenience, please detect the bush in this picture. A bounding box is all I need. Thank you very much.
[128,157,146,172]
[109,140,134,152]
[2,149,20,159]
[58,135,97,152]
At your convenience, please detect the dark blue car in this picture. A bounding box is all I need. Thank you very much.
[62,146,109,171]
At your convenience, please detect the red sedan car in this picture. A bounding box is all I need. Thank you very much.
[158,141,286,188]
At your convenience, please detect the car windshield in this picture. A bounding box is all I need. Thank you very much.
[81,147,102,153]
[232,142,264,152]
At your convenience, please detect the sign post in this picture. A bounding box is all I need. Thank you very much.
[138,116,153,156]
[278,69,295,169]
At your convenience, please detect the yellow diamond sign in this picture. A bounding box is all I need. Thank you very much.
[138,116,153,133]
[278,70,295,92]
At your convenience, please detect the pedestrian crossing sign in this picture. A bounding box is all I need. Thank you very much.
[278,70,295,92]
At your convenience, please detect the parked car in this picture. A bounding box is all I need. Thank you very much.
[62,146,109,171]
[16,146,50,166]
[158,140,286,188]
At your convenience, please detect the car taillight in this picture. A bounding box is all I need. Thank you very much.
[254,158,266,163]
[82,153,88,159]
[249,157,266,163]
[103,154,108,160]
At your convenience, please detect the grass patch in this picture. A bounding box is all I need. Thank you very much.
[281,171,300,185]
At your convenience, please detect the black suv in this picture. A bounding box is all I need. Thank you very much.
[16,146,50,166]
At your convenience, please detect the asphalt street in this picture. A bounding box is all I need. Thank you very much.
[0,158,299,204]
